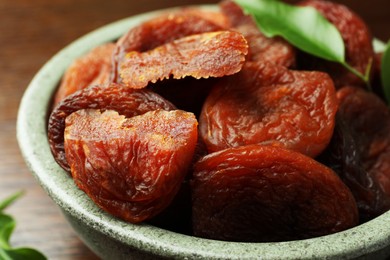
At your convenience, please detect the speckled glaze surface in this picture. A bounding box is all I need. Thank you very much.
[17,5,390,260]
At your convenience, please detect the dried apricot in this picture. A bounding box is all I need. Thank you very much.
[64,109,198,223]
[111,12,224,83]
[53,43,115,106]
[298,0,374,88]
[192,144,358,242]
[320,86,390,221]
[199,61,338,157]
[48,83,175,172]
[118,31,248,89]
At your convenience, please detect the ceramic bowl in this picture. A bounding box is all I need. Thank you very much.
[17,5,390,260]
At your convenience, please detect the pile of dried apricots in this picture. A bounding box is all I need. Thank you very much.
[48,0,390,242]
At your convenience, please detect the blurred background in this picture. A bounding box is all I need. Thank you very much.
[0,0,389,259]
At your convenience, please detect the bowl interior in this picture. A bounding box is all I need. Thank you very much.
[17,5,390,259]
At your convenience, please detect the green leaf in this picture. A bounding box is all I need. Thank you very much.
[0,191,24,212]
[0,192,47,259]
[382,41,390,104]
[234,0,345,63]
[374,38,387,53]
[1,247,47,260]
[0,214,15,248]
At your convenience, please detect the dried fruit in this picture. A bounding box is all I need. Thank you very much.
[118,31,248,88]
[320,86,390,221]
[48,83,175,172]
[192,144,358,242]
[64,109,198,223]
[111,11,225,83]
[53,43,115,106]
[199,61,338,157]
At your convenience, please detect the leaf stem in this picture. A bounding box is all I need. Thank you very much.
[341,62,371,90]
[0,248,13,260]
[0,191,24,212]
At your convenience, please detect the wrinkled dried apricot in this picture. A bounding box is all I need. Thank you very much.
[192,144,358,242]
[298,0,374,88]
[112,12,224,83]
[64,109,198,223]
[220,1,296,67]
[53,43,115,106]
[320,86,390,221]
[48,83,175,172]
[199,61,338,157]
[118,31,248,88]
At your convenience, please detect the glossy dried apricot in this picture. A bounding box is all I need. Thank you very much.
[48,83,175,172]
[199,61,338,157]
[298,0,374,88]
[321,86,390,221]
[111,11,224,83]
[118,31,248,89]
[192,144,358,242]
[64,109,198,223]
[53,43,115,106]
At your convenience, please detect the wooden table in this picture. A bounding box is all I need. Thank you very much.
[0,0,388,259]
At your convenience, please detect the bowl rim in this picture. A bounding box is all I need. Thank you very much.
[17,4,390,259]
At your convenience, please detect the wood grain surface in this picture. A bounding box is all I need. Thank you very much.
[0,0,388,259]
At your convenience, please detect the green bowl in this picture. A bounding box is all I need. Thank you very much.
[17,6,390,260]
